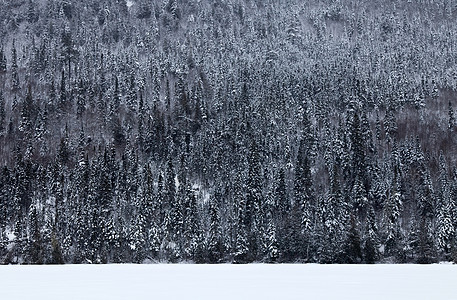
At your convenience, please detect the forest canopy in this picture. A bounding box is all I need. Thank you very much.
[0,0,457,264]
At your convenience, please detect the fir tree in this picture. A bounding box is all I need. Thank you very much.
[363,206,380,263]
[294,138,314,234]
[11,41,20,91]
[28,207,43,264]
[449,101,455,131]
[207,198,223,263]
[0,46,6,73]
[340,215,362,263]
[0,91,5,134]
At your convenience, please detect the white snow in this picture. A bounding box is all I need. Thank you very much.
[0,264,455,300]
[4,227,16,251]
[5,228,15,242]
[126,0,134,8]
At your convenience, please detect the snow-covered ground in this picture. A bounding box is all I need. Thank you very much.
[0,264,456,300]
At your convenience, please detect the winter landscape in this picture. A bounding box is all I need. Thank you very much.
[1,0,457,286]
[1,264,456,300]
[2,0,457,298]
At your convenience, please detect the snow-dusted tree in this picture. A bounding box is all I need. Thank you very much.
[245,139,263,231]
[0,91,5,134]
[233,220,249,264]
[207,197,223,263]
[293,138,314,235]
[449,101,455,131]
[436,186,455,259]
[340,215,362,263]
[10,41,19,92]
[363,206,380,263]
[130,211,147,263]
[27,207,43,264]
[0,46,6,73]
[383,165,403,259]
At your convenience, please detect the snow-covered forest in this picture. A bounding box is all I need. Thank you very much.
[0,0,457,264]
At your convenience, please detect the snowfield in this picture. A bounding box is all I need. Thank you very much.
[0,264,456,300]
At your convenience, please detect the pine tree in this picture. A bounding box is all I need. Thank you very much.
[0,91,5,134]
[448,101,455,131]
[27,0,39,23]
[417,218,436,264]
[245,139,262,231]
[11,41,20,91]
[59,70,67,110]
[109,77,125,147]
[363,206,380,263]
[234,220,249,263]
[340,215,362,263]
[318,165,344,263]
[19,84,35,137]
[126,73,137,111]
[384,107,397,144]
[130,211,147,263]
[207,198,223,263]
[265,213,279,262]
[28,207,43,264]
[275,167,288,216]
[417,161,435,220]
[436,186,455,259]
[61,24,78,83]
[350,111,367,181]
[0,46,6,73]
[182,182,199,260]
[294,138,314,234]
[383,167,403,259]
[76,78,86,118]
[50,230,64,264]
[352,176,368,214]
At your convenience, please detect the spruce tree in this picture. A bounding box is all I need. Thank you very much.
[363,206,380,263]
[449,101,455,131]
[11,41,20,91]
[207,198,223,263]
[341,215,362,263]
[28,207,43,264]
[0,91,5,134]
[0,46,6,73]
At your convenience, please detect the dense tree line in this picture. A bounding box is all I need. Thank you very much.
[0,0,457,264]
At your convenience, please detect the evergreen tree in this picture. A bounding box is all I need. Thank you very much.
[0,46,6,73]
[19,84,35,136]
[76,79,86,118]
[275,167,288,216]
[233,220,249,263]
[294,138,314,235]
[130,211,147,263]
[207,198,223,263]
[50,230,64,264]
[416,218,436,264]
[436,186,455,259]
[340,215,362,263]
[0,91,5,134]
[28,207,43,264]
[449,101,455,131]
[363,206,380,263]
[318,165,344,263]
[245,139,262,231]
[265,212,279,262]
[59,70,67,110]
[350,112,366,181]
[182,182,199,260]
[383,168,403,259]
[11,41,20,92]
